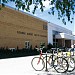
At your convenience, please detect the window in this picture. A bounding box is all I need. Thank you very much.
[43,25,47,30]
[25,41,30,49]
[53,38,58,47]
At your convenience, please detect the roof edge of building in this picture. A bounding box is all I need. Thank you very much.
[5,5,48,23]
[48,22,72,33]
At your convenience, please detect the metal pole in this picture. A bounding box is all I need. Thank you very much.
[73,48,74,56]
[52,49,54,62]
[45,52,48,71]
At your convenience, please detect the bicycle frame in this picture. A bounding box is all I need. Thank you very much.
[37,50,44,64]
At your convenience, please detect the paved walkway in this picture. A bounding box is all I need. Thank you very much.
[0,55,75,75]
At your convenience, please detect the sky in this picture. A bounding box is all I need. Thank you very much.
[4,0,75,35]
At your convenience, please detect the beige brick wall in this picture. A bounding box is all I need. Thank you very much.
[0,7,48,49]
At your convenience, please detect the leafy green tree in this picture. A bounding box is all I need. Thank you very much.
[0,0,75,25]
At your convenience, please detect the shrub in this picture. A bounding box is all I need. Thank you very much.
[47,43,54,49]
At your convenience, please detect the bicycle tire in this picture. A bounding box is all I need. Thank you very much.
[67,57,75,72]
[53,57,69,73]
[31,57,45,71]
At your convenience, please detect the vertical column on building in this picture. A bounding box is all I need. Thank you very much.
[61,39,65,47]
[48,24,53,45]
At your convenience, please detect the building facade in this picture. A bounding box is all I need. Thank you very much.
[0,6,74,50]
[0,6,48,49]
[48,22,74,48]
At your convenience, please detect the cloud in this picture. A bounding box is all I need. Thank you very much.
[42,0,53,11]
[28,0,53,12]
[42,0,50,10]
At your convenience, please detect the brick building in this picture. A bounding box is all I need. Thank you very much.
[0,6,48,49]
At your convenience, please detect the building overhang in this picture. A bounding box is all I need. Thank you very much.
[74,36,75,40]
[55,33,74,40]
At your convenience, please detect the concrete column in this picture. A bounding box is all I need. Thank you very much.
[48,24,53,45]
[62,39,65,47]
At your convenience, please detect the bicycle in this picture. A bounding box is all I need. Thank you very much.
[44,48,69,73]
[31,48,69,73]
[60,49,75,72]
[31,48,46,71]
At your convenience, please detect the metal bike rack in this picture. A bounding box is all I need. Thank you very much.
[45,52,48,72]
[42,52,48,72]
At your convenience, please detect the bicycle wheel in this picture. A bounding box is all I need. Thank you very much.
[31,57,45,71]
[53,57,69,73]
[67,57,75,72]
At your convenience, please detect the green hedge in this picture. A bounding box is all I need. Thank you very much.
[0,49,39,59]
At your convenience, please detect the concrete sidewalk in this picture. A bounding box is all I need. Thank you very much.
[0,55,75,75]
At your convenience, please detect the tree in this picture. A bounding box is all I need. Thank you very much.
[0,0,75,25]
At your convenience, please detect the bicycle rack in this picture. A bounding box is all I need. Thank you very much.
[45,52,48,72]
[42,52,48,72]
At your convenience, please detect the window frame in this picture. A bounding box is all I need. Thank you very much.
[25,41,30,49]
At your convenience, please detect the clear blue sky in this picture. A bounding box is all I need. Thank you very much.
[5,1,75,35]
